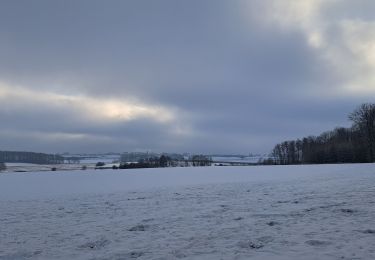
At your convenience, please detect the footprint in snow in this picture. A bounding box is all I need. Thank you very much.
[238,240,264,249]
[267,221,279,226]
[128,224,149,232]
[305,240,332,247]
[79,238,110,250]
[358,229,375,234]
[129,251,144,258]
[340,208,357,214]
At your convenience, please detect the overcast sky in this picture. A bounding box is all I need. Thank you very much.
[0,0,374,154]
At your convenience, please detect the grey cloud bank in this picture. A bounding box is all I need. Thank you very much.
[0,0,374,154]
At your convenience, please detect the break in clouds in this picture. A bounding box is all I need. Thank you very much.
[0,0,374,154]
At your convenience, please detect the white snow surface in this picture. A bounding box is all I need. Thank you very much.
[1,164,375,259]
[212,156,262,164]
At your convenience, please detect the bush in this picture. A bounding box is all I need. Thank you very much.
[81,165,87,170]
[51,167,57,171]
[96,162,105,167]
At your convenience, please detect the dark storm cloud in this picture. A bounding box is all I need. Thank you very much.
[0,0,373,154]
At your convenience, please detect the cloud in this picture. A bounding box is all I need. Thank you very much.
[0,1,373,154]
[0,82,175,123]
[0,81,193,153]
[252,0,375,96]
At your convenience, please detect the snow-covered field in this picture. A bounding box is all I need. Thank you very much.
[3,163,90,173]
[1,164,375,260]
[212,156,264,164]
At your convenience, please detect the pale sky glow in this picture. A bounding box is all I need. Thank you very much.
[0,0,374,153]
[0,83,175,123]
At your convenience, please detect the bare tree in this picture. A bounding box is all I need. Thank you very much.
[349,103,375,162]
[270,104,375,165]
[0,162,6,172]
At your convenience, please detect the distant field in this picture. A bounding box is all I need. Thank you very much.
[1,164,375,259]
[3,162,94,172]
[2,154,120,172]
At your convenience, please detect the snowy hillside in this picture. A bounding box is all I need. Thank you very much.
[1,164,375,259]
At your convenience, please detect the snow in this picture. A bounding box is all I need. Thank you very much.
[3,163,85,173]
[1,164,375,259]
[62,154,120,164]
[212,156,263,164]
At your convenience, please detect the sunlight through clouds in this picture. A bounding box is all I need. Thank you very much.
[0,82,175,124]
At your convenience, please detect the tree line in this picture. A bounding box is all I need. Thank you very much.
[0,162,5,172]
[117,154,212,169]
[0,151,64,165]
[268,103,375,165]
